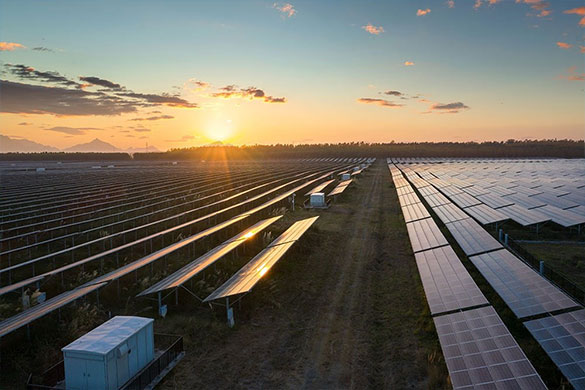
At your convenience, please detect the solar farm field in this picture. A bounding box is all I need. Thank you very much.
[1,157,584,389]
[389,158,585,390]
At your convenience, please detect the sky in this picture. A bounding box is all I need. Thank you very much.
[0,0,584,151]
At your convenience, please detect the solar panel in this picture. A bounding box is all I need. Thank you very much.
[475,193,515,209]
[464,204,509,225]
[396,185,415,197]
[305,179,335,196]
[204,216,319,301]
[462,186,490,197]
[409,177,431,189]
[418,185,440,196]
[440,185,465,197]
[449,193,482,209]
[488,186,517,197]
[406,218,449,253]
[534,205,585,228]
[532,193,578,210]
[434,306,547,390]
[502,193,546,209]
[137,216,283,296]
[415,246,488,316]
[328,179,352,196]
[433,203,470,224]
[524,309,585,390]
[469,249,579,319]
[398,192,421,208]
[393,176,410,188]
[401,202,431,223]
[422,192,452,208]
[498,204,550,226]
[444,218,503,256]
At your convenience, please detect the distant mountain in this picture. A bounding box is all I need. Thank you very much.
[0,135,60,153]
[64,138,121,153]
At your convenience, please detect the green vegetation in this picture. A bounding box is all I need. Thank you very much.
[521,243,585,288]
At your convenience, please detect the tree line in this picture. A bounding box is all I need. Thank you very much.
[0,140,583,161]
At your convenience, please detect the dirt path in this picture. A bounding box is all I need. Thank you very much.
[158,161,440,389]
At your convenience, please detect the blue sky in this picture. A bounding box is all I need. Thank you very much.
[1,0,584,149]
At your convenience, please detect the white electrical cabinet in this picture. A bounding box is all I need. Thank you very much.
[62,316,154,390]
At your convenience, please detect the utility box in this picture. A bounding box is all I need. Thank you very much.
[341,173,351,181]
[62,316,154,390]
[310,193,326,207]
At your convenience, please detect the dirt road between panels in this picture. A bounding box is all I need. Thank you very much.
[158,161,447,390]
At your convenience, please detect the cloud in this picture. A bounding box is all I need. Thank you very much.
[133,128,151,132]
[3,64,198,115]
[211,85,286,103]
[404,61,415,66]
[116,92,198,108]
[429,101,470,113]
[362,24,384,35]
[129,115,174,121]
[357,98,403,108]
[564,6,585,26]
[79,76,122,90]
[384,90,403,97]
[580,46,585,54]
[558,66,585,81]
[474,0,482,10]
[273,3,296,18]
[0,80,138,116]
[416,8,431,16]
[32,47,54,52]
[556,42,572,49]
[515,0,551,18]
[186,79,210,92]
[447,0,455,8]
[5,63,80,87]
[45,126,101,135]
[0,42,26,51]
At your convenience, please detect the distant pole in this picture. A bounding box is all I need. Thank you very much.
[539,261,544,276]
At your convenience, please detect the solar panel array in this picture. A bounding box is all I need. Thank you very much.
[470,249,579,319]
[415,246,488,316]
[524,309,585,390]
[0,158,361,339]
[434,306,547,390]
[389,158,585,388]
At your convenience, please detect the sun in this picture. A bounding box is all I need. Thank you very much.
[205,119,233,142]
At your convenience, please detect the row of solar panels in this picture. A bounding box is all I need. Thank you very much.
[392,163,585,390]
[0,166,309,262]
[0,165,344,339]
[392,158,585,229]
[389,164,548,389]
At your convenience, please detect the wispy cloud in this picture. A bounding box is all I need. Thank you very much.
[79,76,123,90]
[447,1,455,9]
[515,0,551,18]
[45,126,101,135]
[362,24,384,35]
[32,47,54,52]
[129,115,174,121]
[384,90,404,97]
[2,64,198,115]
[416,8,431,16]
[474,0,482,10]
[357,98,403,108]
[273,3,296,18]
[404,61,415,66]
[0,42,25,51]
[556,42,572,49]
[564,6,585,26]
[211,85,286,103]
[429,101,470,113]
[18,122,32,125]
[558,66,585,81]
[580,46,585,54]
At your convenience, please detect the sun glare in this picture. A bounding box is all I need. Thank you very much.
[205,119,233,142]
